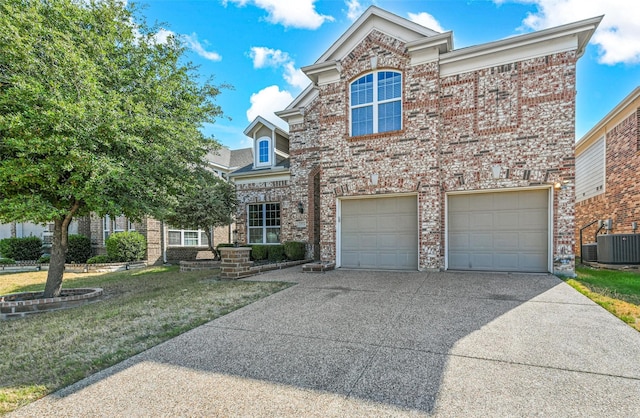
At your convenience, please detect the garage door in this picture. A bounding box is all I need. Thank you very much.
[448,189,549,272]
[341,196,418,270]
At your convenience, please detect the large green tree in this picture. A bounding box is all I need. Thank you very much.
[0,0,224,297]
[165,168,238,260]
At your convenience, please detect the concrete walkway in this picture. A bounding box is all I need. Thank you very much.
[11,268,640,417]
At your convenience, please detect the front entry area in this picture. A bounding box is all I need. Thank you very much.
[447,189,550,272]
[339,195,418,270]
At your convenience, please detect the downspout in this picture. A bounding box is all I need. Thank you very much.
[161,221,167,264]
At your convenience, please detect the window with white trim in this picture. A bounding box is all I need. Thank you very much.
[167,228,211,246]
[103,215,131,243]
[256,136,271,167]
[350,71,402,136]
[248,203,280,244]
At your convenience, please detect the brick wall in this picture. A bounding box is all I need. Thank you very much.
[237,30,578,274]
[575,108,640,253]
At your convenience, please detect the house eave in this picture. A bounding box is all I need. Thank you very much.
[440,16,602,76]
[576,86,640,154]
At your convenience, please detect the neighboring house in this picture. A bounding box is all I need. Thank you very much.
[230,6,601,276]
[0,221,79,249]
[0,147,252,263]
[575,86,640,255]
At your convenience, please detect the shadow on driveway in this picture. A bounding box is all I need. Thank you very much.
[12,268,640,417]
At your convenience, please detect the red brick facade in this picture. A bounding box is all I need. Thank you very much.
[233,10,600,275]
[575,103,640,253]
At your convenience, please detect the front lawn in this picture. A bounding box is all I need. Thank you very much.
[567,266,640,332]
[0,266,292,415]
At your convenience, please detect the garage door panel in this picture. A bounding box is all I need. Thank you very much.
[469,253,496,270]
[449,213,470,229]
[493,232,519,249]
[449,233,470,249]
[448,190,549,272]
[520,191,548,209]
[469,232,494,249]
[469,212,494,228]
[493,212,520,230]
[520,231,547,250]
[341,196,418,270]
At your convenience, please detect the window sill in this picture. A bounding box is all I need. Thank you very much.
[346,129,405,142]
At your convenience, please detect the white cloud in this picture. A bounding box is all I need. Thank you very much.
[249,46,309,89]
[247,85,293,130]
[150,29,222,61]
[152,28,175,44]
[225,0,334,29]
[495,0,640,65]
[345,0,365,21]
[182,33,222,62]
[283,63,308,89]
[250,47,290,68]
[407,12,445,32]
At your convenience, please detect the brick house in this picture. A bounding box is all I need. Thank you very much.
[575,86,640,255]
[1,147,251,264]
[231,6,601,276]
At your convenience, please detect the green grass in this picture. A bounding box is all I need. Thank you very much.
[566,266,640,332]
[574,266,640,306]
[0,266,292,415]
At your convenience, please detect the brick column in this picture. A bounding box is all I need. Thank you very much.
[219,247,253,279]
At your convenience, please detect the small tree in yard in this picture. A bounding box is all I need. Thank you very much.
[165,169,238,260]
[0,0,225,297]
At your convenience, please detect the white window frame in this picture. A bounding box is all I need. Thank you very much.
[350,70,402,137]
[255,136,272,167]
[167,228,210,247]
[247,203,281,244]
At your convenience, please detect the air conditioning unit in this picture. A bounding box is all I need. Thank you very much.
[597,234,640,264]
[581,243,598,262]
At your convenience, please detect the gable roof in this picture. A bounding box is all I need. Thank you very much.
[206,147,253,171]
[576,86,640,154]
[243,115,288,138]
[277,7,601,122]
[316,6,441,64]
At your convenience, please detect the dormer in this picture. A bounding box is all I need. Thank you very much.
[244,116,289,170]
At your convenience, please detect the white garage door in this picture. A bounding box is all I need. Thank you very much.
[341,196,418,270]
[448,189,549,272]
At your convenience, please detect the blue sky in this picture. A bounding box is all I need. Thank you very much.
[140,0,640,150]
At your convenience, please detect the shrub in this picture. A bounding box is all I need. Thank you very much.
[250,245,268,261]
[267,245,285,262]
[87,255,111,264]
[284,241,306,261]
[37,254,51,264]
[0,236,42,261]
[65,234,92,263]
[0,257,16,265]
[106,231,146,262]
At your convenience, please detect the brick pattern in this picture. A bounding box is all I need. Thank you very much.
[219,247,253,279]
[235,30,578,274]
[575,109,640,253]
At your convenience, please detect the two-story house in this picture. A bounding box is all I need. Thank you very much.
[231,6,601,276]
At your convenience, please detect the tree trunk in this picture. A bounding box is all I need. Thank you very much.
[204,225,219,260]
[44,218,69,297]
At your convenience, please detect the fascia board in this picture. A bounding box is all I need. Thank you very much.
[576,86,640,153]
[316,6,439,64]
[440,16,602,77]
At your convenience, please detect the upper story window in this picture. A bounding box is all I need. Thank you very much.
[350,71,402,137]
[256,137,271,167]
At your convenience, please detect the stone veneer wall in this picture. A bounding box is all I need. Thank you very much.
[237,30,578,274]
[575,108,640,254]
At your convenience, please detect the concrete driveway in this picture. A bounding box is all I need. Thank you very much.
[11,268,640,417]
